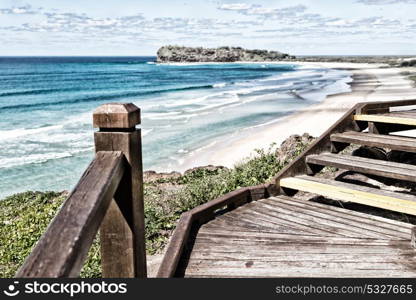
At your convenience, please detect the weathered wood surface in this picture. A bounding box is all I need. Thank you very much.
[412,227,416,249]
[157,186,267,277]
[356,99,416,114]
[94,103,146,278]
[331,131,416,152]
[354,114,416,126]
[93,102,141,129]
[307,152,416,182]
[279,175,416,216]
[176,196,416,278]
[16,151,125,277]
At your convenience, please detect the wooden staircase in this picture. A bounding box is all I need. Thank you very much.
[279,110,416,216]
[158,99,416,278]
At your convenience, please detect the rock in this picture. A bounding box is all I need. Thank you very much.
[275,133,315,162]
[398,57,416,67]
[156,45,293,63]
[144,170,181,183]
[184,165,227,176]
[352,146,387,161]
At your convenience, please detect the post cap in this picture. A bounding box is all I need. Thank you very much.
[93,103,140,129]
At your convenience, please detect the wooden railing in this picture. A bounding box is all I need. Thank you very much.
[16,103,147,278]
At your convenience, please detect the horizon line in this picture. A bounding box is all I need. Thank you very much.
[0,54,415,57]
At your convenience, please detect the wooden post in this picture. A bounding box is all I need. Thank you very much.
[411,227,416,249]
[93,103,147,278]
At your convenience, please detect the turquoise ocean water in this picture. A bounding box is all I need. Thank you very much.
[0,56,351,198]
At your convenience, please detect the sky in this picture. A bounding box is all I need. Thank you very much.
[0,0,415,56]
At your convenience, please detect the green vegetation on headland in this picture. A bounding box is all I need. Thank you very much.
[401,71,416,86]
[0,135,312,278]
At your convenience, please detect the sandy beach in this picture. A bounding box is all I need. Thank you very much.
[178,62,416,171]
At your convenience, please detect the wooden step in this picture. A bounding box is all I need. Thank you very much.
[354,114,416,126]
[306,153,416,182]
[279,175,416,216]
[331,131,416,152]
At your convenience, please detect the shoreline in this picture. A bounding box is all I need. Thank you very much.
[174,62,416,171]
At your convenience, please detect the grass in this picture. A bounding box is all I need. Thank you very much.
[400,71,416,87]
[0,140,311,278]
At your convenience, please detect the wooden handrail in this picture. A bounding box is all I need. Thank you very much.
[16,151,126,277]
[16,102,146,278]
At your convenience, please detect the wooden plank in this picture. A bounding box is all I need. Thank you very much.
[357,99,416,114]
[264,197,411,237]
[268,196,413,230]
[279,176,416,215]
[187,251,416,263]
[184,268,416,278]
[193,235,406,247]
[183,263,416,278]
[183,259,415,272]
[384,110,416,118]
[217,213,307,233]
[219,208,346,237]
[197,228,372,241]
[187,188,252,223]
[331,131,416,152]
[259,200,408,239]
[16,151,125,277]
[190,242,415,254]
[203,218,305,235]
[307,152,416,182]
[243,203,385,239]
[354,114,416,126]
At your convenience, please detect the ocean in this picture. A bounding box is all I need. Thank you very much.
[0,56,351,198]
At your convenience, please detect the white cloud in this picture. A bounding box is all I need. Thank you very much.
[218,3,307,18]
[0,4,38,15]
[357,0,416,4]
[217,3,259,11]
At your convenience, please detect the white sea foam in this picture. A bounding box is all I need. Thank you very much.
[213,82,227,88]
[0,125,64,141]
[0,152,72,169]
[142,128,153,136]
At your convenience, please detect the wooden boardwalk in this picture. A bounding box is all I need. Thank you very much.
[177,196,416,277]
[158,99,416,278]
